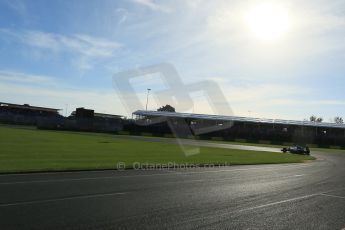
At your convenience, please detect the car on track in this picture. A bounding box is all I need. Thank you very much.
[281,145,310,155]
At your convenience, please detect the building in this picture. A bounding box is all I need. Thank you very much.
[65,108,125,132]
[75,107,94,119]
[70,108,124,121]
[0,102,61,125]
[130,110,345,147]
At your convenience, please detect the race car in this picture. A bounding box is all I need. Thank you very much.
[281,145,310,155]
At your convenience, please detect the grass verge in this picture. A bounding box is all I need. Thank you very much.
[0,126,315,173]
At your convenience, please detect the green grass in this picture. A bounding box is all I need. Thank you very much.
[0,126,315,173]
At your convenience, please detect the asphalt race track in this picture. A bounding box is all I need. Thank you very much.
[0,145,344,229]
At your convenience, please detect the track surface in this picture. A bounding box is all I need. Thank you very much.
[0,144,344,229]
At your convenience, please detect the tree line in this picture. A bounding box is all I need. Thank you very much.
[309,115,344,124]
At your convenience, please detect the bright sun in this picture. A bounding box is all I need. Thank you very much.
[245,3,290,41]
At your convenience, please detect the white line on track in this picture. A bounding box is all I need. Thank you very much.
[176,187,345,226]
[0,172,306,187]
[236,187,345,213]
[0,164,312,185]
[0,162,313,178]
[238,194,318,212]
[0,175,312,208]
[319,193,345,199]
[0,192,127,207]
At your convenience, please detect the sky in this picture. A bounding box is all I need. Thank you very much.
[0,0,344,121]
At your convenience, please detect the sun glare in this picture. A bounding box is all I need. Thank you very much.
[245,3,290,41]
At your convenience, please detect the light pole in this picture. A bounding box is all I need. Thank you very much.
[145,88,151,110]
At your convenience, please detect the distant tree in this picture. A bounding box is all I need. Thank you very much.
[316,117,323,123]
[310,115,323,123]
[310,115,317,122]
[157,104,175,112]
[334,116,344,124]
